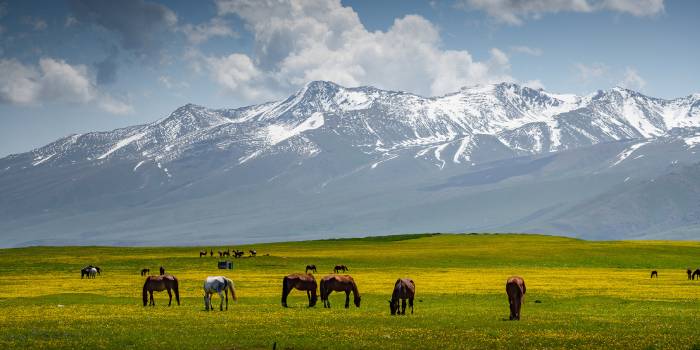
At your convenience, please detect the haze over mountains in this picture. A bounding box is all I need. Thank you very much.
[2,81,700,247]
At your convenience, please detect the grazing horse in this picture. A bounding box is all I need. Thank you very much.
[159,266,165,275]
[199,250,207,257]
[143,275,180,307]
[306,265,317,274]
[249,249,257,257]
[281,273,318,307]
[688,268,693,280]
[234,250,244,258]
[140,268,150,276]
[333,265,348,273]
[651,270,658,278]
[203,276,238,311]
[320,275,361,308]
[222,249,230,257]
[693,269,700,280]
[81,267,96,279]
[389,278,415,315]
[210,249,213,257]
[506,276,526,321]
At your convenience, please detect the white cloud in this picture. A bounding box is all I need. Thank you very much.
[574,62,608,83]
[459,0,664,25]
[0,57,132,114]
[22,16,48,31]
[619,67,646,90]
[206,0,514,101]
[523,79,546,90]
[181,17,236,44]
[511,46,543,56]
[158,75,190,89]
[97,94,134,115]
[65,15,78,28]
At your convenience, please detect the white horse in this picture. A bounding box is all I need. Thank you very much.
[89,267,97,278]
[203,276,237,311]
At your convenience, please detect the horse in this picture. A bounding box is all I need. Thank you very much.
[94,266,101,275]
[320,275,361,308]
[249,249,257,257]
[159,266,165,275]
[688,268,693,280]
[80,267,94,279]
[281,273,318,307]
[306,265,317,274]
[651,270,658,278]
[199,250,207,257]
[222,249,230,257]
[209,249,213,257]
[218,251,223,258]
[203,276,238,311]
[506,276,526,321]
[143,275,180,307]
[333,265,348,273]
[389,278,415,315]
[234,250,244,258]
[140,268,150,276]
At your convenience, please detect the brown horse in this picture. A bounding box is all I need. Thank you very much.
[281,273,318,307]
[687,268,693,280]
[333,265,348,273]
[650,270,658,278]
[306,264,317,274]
[389,278,415,315]
[143,275,180,307]
[199,250,207,257]
[693,269,700,280]
[140,268,150,276]
[320,275,361,308]
[506,276,526,320]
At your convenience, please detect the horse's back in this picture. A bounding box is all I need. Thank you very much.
[506,276,525,295]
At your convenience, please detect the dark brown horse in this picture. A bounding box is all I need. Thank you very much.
[693,269,700,280]
[333,265,348,273]
[140,268,150,276]
[305,264,317,274]
[199,250,207,257]
[650,270,658,278]
[209,249,213,257]
[281,273,318,307]
[687,268,692,280]
[249,249,257,257]
[143,275,180,307]
[506,276,526,320]
[234,250,244,258]
[159,266,165,275]
[320,275,360,308]
[389,278,415,315]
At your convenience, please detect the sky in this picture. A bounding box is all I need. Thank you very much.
[0,0,698,157]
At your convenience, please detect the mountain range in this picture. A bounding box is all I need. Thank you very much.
[2,81,700,247]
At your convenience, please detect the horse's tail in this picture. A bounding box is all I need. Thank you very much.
[319,278,326,300]
[281,276,290,307]
[173,277,180,305]
[226,278,238,302]
[142,279,149,306]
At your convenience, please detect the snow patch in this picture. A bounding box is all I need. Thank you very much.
[266,112,325,145]
[32,154,55,166]
[610,141,648,167]
[98,132,146,159]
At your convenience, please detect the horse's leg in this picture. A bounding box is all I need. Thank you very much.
[409,297,414,314]
[218,290,224,311]
[401,299,407,315]
[225,288,229,310]
[204,293,209,311]
[167,288,172,307]
[344,290,350,308]
[149,291,155,306]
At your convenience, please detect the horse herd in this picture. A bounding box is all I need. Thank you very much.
[80,265,101,279]
[199,248,256,258]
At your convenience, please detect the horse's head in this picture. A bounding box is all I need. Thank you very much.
[389,299,398,315]
[354,295,361,308]
[309,293,318,307]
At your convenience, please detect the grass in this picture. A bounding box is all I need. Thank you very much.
[1,233,700,349]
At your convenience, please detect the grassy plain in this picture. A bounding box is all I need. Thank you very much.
[1,233,700,349]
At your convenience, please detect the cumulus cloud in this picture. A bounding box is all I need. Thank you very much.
[21,16,48,31]
[69,0,177,59]
[97,94,133,115]
[511,46,543,56]
[158,75,190,89]
[0,57,132,114]
[523,79,546,90]
[619,67,646,90]
[459,0,664,25]
[574,62,608,83]
[181,17,236,44]
[204,0,514,101]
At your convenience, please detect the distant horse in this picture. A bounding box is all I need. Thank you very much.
[389,278,415,315]
[506,276,526,321]
[694,269,700,280]
[218,251,223,258]
[320,275,361,308]
[81,267,96,279]
[210,249,213,257]
[333,265,348,273]
[159,266,165,275]
[651,270,658,278]
[687,268,693,280]
[140,268,150,276]
[222,249,230,257]
[199,250,207,257]
[281,273,318,307]
[143,275,180,307]
[249,249,257,257]
[203,276,237,311]
[94,266,101,275]
[234,250,244,258]
[306,265,317,274]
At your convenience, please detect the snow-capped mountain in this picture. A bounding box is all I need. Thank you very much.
[1,81,700,246]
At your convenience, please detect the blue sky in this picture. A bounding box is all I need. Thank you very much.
[0,0,698,157]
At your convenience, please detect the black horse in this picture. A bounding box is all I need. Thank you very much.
[688,268,692,280]
[693,269,700,280]
[306,265,317,273]
[140,268,150,276]
[650,270,658,278]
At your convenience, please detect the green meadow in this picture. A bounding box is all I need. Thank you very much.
[1,233,700,349]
